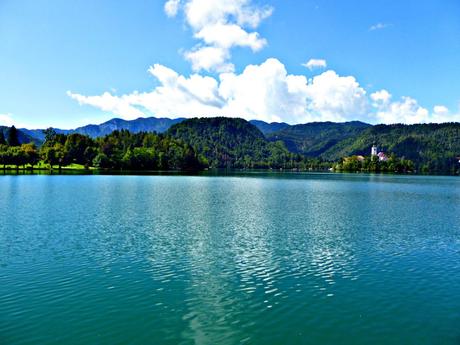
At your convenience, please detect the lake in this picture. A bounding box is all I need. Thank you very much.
[1,173,459,344]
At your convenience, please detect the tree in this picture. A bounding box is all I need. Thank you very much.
[83,146,97,169]
[131,147,157,170]
[7,146,27,170]
[0,145,8,169]
[7,126,19,146]
[22,143,39,169]
[121,148,133,168]
[41,143,67,171]
[179,145,203,171]
[92,153,110,169]
[43,128,57,146]
[64,133,96,165]
[0,130,6,145]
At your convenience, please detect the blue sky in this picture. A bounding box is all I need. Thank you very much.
[0,0,459,128]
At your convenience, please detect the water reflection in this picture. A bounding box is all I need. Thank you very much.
[1,175,460,344]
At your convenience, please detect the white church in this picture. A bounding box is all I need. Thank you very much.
[371,145,388,162]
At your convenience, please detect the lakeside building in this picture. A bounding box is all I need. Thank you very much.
[371,145,388,161]
[371,144,378,157]
[378,152,388,162]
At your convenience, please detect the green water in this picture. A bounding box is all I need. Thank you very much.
[1,173,459,344]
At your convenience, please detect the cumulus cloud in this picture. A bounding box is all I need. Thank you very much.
[370,90,459,124]
[218,58,309,123]
[69,64,460,124]
[374,96,429,124]
[305,71,369,121]
[166,0,272,72]
[0,113,15,126]
[68,58,376,124]
[433,105,449,115]
[302,59,327,70]
[431,105,460,123]
[195,23,267,51]
[67,91,145,120]
[184,46,233,73]
[370,89,391,104]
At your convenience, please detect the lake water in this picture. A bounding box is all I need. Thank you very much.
[1,173,459,344]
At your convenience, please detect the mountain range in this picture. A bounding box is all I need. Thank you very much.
[14,116,371,142]
[17,117,185,142]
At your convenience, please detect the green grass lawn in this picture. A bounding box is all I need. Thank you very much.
[1,161,95,170]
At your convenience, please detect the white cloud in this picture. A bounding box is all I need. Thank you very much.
[67,91,145,120]
[183,0,272,30]
[218,58,309,123]
[69,59,375,124]
[302,59,327,70]
[164,0,181,17]
[167,0,272,72]
[0,113,15,127]
[371,90,429,123]
[431,105,460,123]
[376,97,429,124]
[433,105,449,115]
[370,89,391,104]
[184,46,234,73]
[369,23,391,31]
[305,71,369,121]
[195,23,266,51]
[69,62,460,125]
[0,113,35,128]
[370,90,460,124]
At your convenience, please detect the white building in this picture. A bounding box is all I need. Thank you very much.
[371,145,378,157]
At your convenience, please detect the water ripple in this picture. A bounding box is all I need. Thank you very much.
[0,174,460,344]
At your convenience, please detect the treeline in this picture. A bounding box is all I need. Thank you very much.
[4,117,456,174]
[0,121,332,172]
[0,126,205,171]
[334,154,415,173]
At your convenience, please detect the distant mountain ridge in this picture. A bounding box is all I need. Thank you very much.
[72,117,185,138]
[18,116,366,144]
[248,120,290,134]
[19,117,185,142]
[0,126,37,144]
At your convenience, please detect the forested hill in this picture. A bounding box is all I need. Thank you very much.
[167,117,307,169]
[266,121,371,156]
[318,123,460,173]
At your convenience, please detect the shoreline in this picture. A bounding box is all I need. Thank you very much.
[0,167,457,177]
